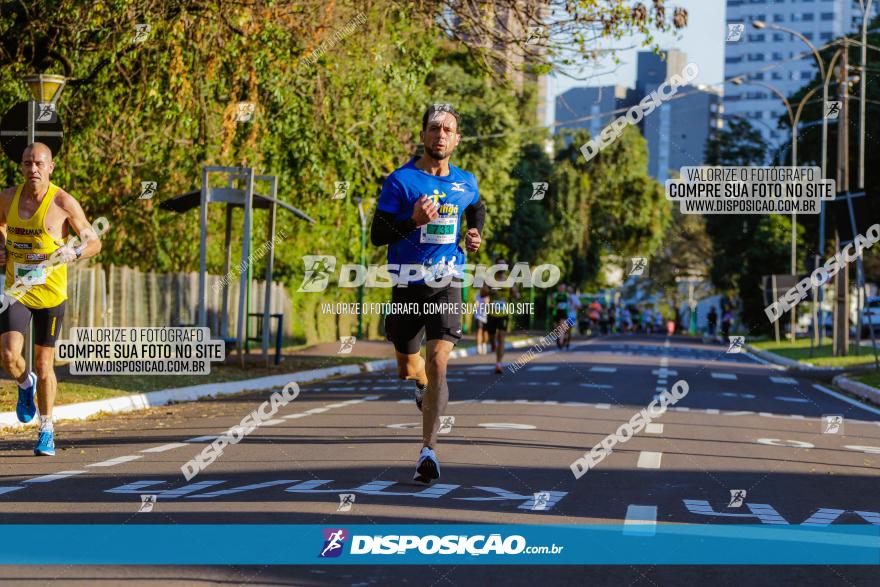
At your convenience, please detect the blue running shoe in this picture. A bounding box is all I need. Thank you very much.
[34,428,55,456]
[413,447,440,483]
[16,372,37,423]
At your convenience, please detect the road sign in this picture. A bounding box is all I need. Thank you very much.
[0,101,64,162]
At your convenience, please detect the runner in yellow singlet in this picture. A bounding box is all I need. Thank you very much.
[0,143,102,456]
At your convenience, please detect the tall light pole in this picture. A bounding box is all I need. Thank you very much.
[858,0,874,190]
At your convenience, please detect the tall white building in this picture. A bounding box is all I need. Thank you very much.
[723,0,878,153]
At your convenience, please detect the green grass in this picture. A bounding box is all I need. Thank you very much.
[852,371,880,389]
[752,338,879,368]
[0,354,366,413]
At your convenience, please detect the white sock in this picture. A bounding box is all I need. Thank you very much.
[18,372,35,390]
[40,416,53,431]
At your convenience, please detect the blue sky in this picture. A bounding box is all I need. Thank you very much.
[547,0,727,124]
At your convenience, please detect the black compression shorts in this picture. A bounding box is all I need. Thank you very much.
[0,299,66,347]
[384,284,462,355]
[486,315,508,336]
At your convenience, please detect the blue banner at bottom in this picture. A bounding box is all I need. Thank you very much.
[1,525,878,565]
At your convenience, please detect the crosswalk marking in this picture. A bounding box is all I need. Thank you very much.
[637,451,663,469]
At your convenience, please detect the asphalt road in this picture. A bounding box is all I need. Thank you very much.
[0,334,878,585]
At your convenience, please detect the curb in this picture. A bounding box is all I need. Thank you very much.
[745,344,844,373]
[1,336,545,429]
[832,374,880,407]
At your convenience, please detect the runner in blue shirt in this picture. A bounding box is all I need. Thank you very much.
[370,103,486,484]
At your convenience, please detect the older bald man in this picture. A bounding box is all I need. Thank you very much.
[0,143,102,455]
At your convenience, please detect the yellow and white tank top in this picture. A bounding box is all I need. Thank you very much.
[4,183,67,309]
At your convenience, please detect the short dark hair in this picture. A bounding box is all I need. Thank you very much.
[422,103,461,132]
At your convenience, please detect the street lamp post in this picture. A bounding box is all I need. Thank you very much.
[858,0,874,190]
[753,21,835,343]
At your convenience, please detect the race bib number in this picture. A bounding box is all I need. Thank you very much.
[14,262,47,285]
[420,216,457,244]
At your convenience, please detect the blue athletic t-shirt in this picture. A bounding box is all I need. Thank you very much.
[377,157,479,284]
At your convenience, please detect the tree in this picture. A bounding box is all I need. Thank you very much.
[704,117,797,332]
[647,208,713,315]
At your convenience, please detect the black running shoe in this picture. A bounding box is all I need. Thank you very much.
[414,382,427,412]
[413,447,440,483]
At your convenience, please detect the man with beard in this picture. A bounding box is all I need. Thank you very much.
[370,103,485,483]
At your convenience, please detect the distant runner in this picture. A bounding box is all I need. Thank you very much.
[552,283,569,349]
[370,104,486,484]
[474,285,490,355]
[485,261,519,373]
[0,143,102,456]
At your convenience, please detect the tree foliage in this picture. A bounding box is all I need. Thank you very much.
[0,0,683,342]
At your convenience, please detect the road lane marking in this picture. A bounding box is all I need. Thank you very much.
[645,423,664,434]
[624,505,657,536]
[88,455,142,467]
[259,419,286,426]
[756,438,814,448]
[479,423,536,430]
[775,396,811,403]
[812,384,880,416]
[0,486,24,495]
[580,383,613,389]
[185,435,219,443]
[589,367,617,373]
[711,373,737,380]
[594,403,611,409]
[770,376,798,385]
[844,445,880,454]
[23,470,86,483]
[141,443,188,453]
[283,413,309,419]
[528,365,558,372]
[636,451,662,469]
[652,369,677,377]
